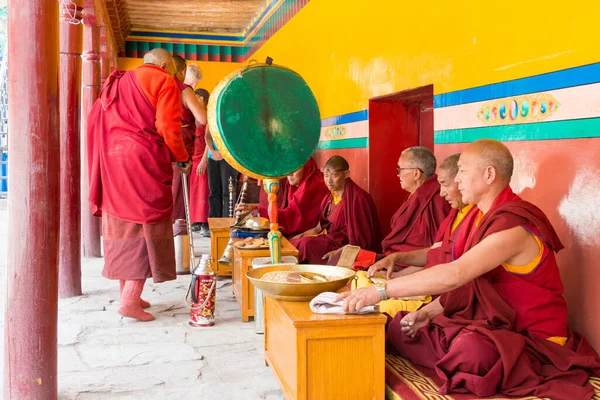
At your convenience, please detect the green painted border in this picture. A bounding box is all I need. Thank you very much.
[434,117,600,144]
[316,137,368,150]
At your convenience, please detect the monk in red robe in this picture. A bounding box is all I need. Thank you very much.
[290,156,381,264]
[325,146,450,269]
[337,139,600,399]
[87,48,191,321]
[189,88,210,237]
[237,157,329,237]
[171,58,207,229]
[367,153,476,280]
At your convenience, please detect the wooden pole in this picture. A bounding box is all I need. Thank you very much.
[81,2,102,257]
[3,0,60,398]
[58,0,84,297]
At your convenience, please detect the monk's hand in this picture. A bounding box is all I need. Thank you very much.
[400,310,431,339]
[178,161,192,175]
[212,150,224,161]
[322,246,343,262]
[366,254,396,279]
[197,157,208,175]
[335,286,380,313]
[235,202,254,219]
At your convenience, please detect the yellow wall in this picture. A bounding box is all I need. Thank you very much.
[252,0,599,119]
[117,58,242,93]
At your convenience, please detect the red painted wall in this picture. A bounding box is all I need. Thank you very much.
[314,147,369,191]
[436,138,600,352]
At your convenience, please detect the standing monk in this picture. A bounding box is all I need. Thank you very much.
[325,146,450,269]
[337,139,600,399]
[236,157,329,238]
[171,58,207,225]
[189,88,210,237]
[290,156,381,264]
[87,48,191,321]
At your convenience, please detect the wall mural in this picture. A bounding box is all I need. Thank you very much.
[476,93,560,125]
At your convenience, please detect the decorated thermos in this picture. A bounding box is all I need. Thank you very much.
[189,254,216,327]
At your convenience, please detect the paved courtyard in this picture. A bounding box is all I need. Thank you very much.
[0,200,285,399]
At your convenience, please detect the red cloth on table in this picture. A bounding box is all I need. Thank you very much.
[258,157,329,237]
[387,186,600,399]
[290,178,381,264]
[189,124,209,223]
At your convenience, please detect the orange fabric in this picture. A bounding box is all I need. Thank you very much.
[134,65,188,162]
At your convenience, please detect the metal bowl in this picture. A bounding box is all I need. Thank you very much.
[246,264,355,302]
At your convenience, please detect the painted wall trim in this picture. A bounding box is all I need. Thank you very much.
[321,110,368,127]
[434,62,600,109]
[316,137,368,150]
[434,117,600,144]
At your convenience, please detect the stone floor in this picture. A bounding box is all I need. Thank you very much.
[0,200,285,399]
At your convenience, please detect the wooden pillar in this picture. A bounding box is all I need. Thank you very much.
[3,0,60,398]
[100,25,110,84]
[58,0,83,297]
[81,3,102,257]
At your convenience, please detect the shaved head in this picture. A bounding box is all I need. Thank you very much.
[324,156,349,171]
[173,55,187,73]
[143,48,176,76]
[465,139,514,183]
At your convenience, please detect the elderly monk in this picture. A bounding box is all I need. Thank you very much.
[367,153,476,280]
[237,157,329,237]
[189,88,210,237]
[290,156,381,264]
[352,153,477,316]
[326,146,450,269]
[87,48,191,321]
[171,58,208,225]
[337,139,600,399]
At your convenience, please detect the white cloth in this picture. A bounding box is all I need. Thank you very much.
[309,292,379,315]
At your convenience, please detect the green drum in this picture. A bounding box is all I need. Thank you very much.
[207,63,320,179]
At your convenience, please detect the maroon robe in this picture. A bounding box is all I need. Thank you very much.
[171,80,196,223]
[290,178,381,264]
[387,186,600,399]
[258,158,329,237]
[189,124,209,223]
[87,68,185,283]
[381,174,451,255]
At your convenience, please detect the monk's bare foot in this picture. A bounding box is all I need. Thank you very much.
[140,299,151,309]
[118,305,155,321]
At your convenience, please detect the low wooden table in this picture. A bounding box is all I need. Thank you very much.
[208,217,235,277]
[232,237,298,322]
[264,297,386,400]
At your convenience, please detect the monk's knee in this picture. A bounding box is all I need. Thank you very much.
[446,331,500,374]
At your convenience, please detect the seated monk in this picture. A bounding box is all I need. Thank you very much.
[236,157,329,238]
[337,139,600,399]
[290,156,381,264]
[325,146,450,269]
[353,153,477,316]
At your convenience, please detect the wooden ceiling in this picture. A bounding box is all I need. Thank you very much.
[104,0,270,51]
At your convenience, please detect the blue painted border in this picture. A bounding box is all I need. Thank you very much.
[434,62,600,108]
[321,110,368,127]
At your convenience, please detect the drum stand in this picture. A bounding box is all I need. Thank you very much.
[262,179,282,264]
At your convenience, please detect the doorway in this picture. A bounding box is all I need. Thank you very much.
[368,85,434,237]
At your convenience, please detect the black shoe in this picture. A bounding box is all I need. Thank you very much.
[201,227,211,237]
[191,223,202,232]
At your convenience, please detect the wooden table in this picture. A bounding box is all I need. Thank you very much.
[232,237,298,322]
[208,218,235,277]
[264,297,386,400]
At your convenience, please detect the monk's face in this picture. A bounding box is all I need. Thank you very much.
[323,168,348,192]
[455,151,488,205]
[175,67,186,83]
[287,166,304,186]
[438,169,463,209]
[397,154,421,193]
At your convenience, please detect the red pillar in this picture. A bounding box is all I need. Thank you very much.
[58,0,83,297]
[3,0,60,398]
[100,26,110,84]
[81,3,102,257]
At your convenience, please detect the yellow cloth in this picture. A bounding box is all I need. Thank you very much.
[352,271,431,318]
[450,204,474,233]
[332,192,343,205]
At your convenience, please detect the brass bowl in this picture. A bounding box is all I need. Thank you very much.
[246,264,355,302]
